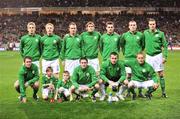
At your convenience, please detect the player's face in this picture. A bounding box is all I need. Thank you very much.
[27,25,36,35]
[46,25,54,35]
[46,70,53,77]
[87,24,95,32]
[106,24,114,34]
[110,55,118,65]
[63,73,70,81]
[149,21,156,31]
[24,59,32,68]
[69,25,77,35]
[80,59,88,69]
[137,54,145,64]
[129,22,137,32]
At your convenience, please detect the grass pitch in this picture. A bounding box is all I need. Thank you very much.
[0,51,180,119]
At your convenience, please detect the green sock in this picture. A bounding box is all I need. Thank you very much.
[138,88,142,94]
[129,88,136,94]
[160,77,165,93]
[33,88,38,95]
[91,89,98,96]
[147,87,156,94]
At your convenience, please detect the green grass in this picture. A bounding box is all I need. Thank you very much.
[0,51,180,119]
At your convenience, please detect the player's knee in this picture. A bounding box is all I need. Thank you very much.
[94,84,100,89]
[98,79,104,84]
[128,82,134,88]
[158,71,164,78]
[58,87,64,93]
[42,95,48,100]
[14,80,19,88]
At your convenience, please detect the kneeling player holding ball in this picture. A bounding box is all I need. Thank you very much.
[71,57,100,102]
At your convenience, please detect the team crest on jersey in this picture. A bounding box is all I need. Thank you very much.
[114,38,118,41]
[76,38,80,42]
[32,70,35,74]
[117,67,119,71]
[53,40,57,44]
[94,36,97,40]
[142,69,146,73]
[86,73,90,77]
[136,36,140,40]
[36,39,39,42]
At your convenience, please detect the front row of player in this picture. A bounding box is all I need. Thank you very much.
[14,52,159,103]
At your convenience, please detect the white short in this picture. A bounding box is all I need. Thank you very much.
[42,88,50,97]
[129,80,154,89]
[146,53,164,72]
[42,59,60,74]
[58,87,70,97]
[65,59,79,75]
[32,61,40,68]
[125,67,132,74]
[88,58,100,72]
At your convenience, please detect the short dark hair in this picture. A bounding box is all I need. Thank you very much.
[106,21,114,26]
[23,56,32,62]
[148,18,156,23]
[79,57,88,63]
[63,70,70,75]
[110,52,119,57]
[46,66,53,72]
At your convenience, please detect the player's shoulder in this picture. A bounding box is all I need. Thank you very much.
[143,29,149,33]
[21,34,28,40]
[102,60,110,67]
[117,60,125,65]
[31,63,38,70]
[35,34,41,38]
[63,34,70,39]
[53,34,61,39]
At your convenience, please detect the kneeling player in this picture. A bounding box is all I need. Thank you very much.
[126,53,159,100]
[42,67,58,103]
[54,71,73,102]
[14,56,39,103]
[99,52,126,101]
[71,57,100,102]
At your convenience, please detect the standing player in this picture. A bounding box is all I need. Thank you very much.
[42,67,58,103]
[14,56,39,103]
[20,22,41,69]
[61,22,82,75]
[144,18,168,97]
[71,57,99,102]
[41,23,62,78]
[125,53,159,100]
[55,71,73,102]
[81,21,101,73]
[99,21,121,62]
[121,20,145,97]
[99,52,126,101]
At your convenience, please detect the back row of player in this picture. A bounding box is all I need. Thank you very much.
[16,18,168,102]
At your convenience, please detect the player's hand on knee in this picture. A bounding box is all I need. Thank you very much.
[124,79,129,86]
[22,97,27,103]
[24,82,29,87]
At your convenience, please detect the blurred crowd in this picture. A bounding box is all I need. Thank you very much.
[0,0,179,7]
[0,12,180,48]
